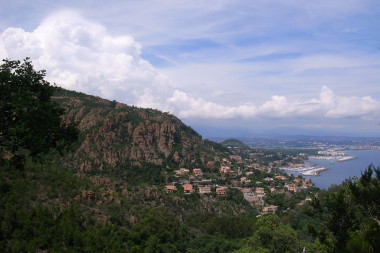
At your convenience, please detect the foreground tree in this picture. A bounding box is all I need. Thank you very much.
[0,58,78,167]
[238,215,299,253]
[348,164,380,226]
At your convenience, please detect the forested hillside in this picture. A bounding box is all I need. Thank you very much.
[2,160,379,252]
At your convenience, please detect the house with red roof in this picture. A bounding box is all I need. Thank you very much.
[165,185,177,193]
[216,187,228,196]
[183,184,194,194]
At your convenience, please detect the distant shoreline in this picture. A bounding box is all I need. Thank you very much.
[336,156,357,162]
[281,154,361,177]
[309,155,358,161]
[303,167,329,176]
[302,149,380,189]
[280,165,330,177]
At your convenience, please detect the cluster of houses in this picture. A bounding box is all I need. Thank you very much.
[165,165,314,215]
[162,147,318,215]
[285,178,313,192]
[164,183,228,196]
[164,179,277,215]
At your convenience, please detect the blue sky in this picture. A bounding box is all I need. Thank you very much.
[1,0,380,137]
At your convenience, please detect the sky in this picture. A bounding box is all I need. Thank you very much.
[1,0,380,138]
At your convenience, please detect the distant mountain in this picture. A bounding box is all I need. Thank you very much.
[219,138,249,149]
[54,89,226,177]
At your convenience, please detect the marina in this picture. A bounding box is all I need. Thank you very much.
[279,164,330,176]
[280,152,358,177]
[336,156,357,162]
[283,150,380,189]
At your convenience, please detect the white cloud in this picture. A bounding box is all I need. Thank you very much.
[167,90,257,119]
[1,9,379,126]
[326,96,380,118]
[0,10,168,105]
[166,86,380,120]
[257,86,380,119]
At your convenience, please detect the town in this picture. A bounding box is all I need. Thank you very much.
[162,139,318,216]
[235,135,380,152]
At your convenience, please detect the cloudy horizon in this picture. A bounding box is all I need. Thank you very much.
[1,1,380,137]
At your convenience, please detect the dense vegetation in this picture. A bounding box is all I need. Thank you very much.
[1,160,379,252]
[1,59,379,252]
[0,58,78,168]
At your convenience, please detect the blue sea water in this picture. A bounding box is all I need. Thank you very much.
[298,150,380,189]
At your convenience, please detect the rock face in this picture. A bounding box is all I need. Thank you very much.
[55,90,213,172]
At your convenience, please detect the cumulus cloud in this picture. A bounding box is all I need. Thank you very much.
[0,10,170,105]
[166,86,380,120]
[325,96,380,118]
[1,10,379,123]
[167,90,257,119]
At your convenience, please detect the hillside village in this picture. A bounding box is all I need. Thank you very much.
[163,140,317,215]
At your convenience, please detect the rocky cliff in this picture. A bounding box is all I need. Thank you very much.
[54,89,219,172]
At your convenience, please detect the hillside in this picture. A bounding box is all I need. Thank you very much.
[2,88,379,252]
[220,139,249,150]
[53,89,227,181]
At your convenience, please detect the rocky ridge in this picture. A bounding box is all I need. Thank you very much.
[54,90,219,173]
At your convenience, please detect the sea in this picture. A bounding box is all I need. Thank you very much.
[289,150,380,189]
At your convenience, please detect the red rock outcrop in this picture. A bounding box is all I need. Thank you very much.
[56,90,211,171]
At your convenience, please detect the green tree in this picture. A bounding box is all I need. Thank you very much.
[348,164,380,226]
[0,58,78,167]
[132,207,185,252]
[242,215,299,253]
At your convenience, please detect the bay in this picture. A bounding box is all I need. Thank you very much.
[294,150,380,189]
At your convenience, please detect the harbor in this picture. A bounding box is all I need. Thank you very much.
[280,152,357,176]
[303,150,380,189]
[280,164,330,176]
[336,156,357,162]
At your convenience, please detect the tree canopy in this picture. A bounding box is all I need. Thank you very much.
[0,58,78,166]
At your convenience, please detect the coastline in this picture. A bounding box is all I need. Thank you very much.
[309,155,358,162]
[303,149,380,189]
[336,156,357,162]
[301,167,329,176]
[280,165,330,177]
[281,150,370,178]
